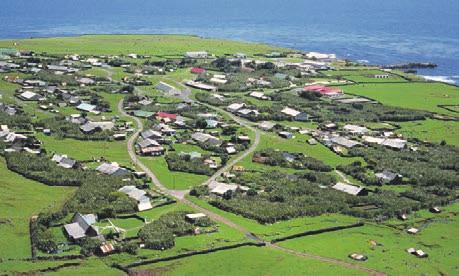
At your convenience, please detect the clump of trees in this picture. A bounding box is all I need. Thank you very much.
[0,110,32,129]
[138,211,215,250]
[195,170,428,224]
[253,149,332,172]
[165,153,216,176]
[35,116,114,140]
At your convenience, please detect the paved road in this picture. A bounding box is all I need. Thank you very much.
[116,79,386,275]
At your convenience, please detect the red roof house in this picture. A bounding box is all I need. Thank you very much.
[191,67,206,74]
[304,85,343,96]
[156,112,177,120]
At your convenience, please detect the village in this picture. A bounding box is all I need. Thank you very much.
[0,36,458,275]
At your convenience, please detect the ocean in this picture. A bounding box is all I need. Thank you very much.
[1,0,458,83]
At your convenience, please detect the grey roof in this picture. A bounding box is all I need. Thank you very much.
[138,138,159,149]
[64,213,98,240]
[332,182,365,196]
[330,136,361,148]
[64,222,87,240]
[375,170,400,182]
[141,129,162,139]
[96,163,130,176]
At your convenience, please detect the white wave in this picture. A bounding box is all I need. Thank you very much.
[421,75,457,84]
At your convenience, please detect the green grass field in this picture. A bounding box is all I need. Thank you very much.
[140,156,209,190]
[132,246,365,275]
[0,34,288,56]
[278,212,459,275]
[396,119,459,146]
[340,82,459,116]
[325,69,407,83]
[37,133,132,167]
[236,132,362,171]
[0,158,76,259]
[187,196,360,241]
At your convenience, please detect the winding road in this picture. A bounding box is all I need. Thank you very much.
[115,72,386,276]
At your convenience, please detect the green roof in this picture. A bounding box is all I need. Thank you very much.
[133,110,154,118]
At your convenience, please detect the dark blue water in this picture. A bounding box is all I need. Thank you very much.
[1,0,458,83]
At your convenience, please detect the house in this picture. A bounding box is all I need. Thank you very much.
[362,136,407,150]
[185,213,207,222]
[185,80,217,92]
[305,52,336,60]
[155,81,180,94]
[51,154,76,169]
[375,170,402,184]
[208,180,238,196]
[308,138,318,145]
[141,129,162,140]
[96,162,130,176]
[237,108,259,117]
[279,131,293,139]
[156,112,177,121]
[373,74,390,79]
[227,103,245,112]
[330,136,361,148]
[258,121,276,131]
[4,132,27,143]
[113,133,127,140]
[430,206,441,213]
[63,213,99,241]
[205,119,219,129]
[343,124,369,135]
[140,146,165,156]
[97,243,116,255]
[19,91,40,101]
[226,146,237,154]
[303,85,343,96]
[76,103,97,113]
[118,186,152,211]
[138,138,160,149]
[210,77,228,85]
[249,91,269,100]
[191,67,206,74]
[185,51,209,59]
[138,99,153,106]
[191,132,221,146]
[332,182,368,196]
[281,107,301,117]
[78,77,96,86]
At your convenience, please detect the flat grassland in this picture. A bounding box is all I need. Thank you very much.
[341,82,459,116]
[0,34,288,56]
[278,203,459,275]
[396,119,459,146]
[0,158,76,259]
[132,246,366,276]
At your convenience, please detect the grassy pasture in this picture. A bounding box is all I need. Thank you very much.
[132,246,364,275]
[278,210,459,275]
[325,69,407,83]
[37,133,131,167]
[0,34,288,56]
[396,119,459,146]
[340,82,459,116]
[187,196,360,241]
[0,158,76,259]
